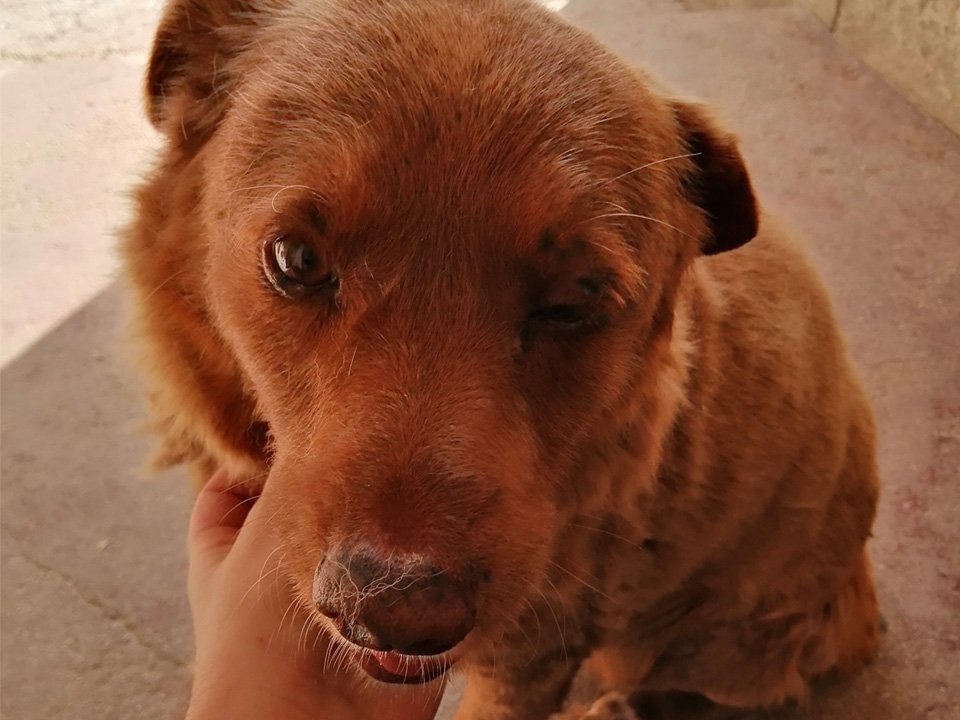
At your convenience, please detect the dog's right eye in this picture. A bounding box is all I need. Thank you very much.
[262,235,338,297]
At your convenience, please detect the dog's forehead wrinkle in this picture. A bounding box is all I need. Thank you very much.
[223,84,650,253]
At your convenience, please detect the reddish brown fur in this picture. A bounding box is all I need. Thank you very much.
[123,1,880,718]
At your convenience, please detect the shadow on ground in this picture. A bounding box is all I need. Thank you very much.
[1,286,193,720]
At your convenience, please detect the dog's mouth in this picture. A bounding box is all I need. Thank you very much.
[316,614,459,684]
[358,649,455,684]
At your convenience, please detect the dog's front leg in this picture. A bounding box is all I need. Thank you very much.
[454,650,586,720]
[550,692,640,720]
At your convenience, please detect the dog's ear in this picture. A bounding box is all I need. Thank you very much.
[671,100,758,255]
[146,0,276,146]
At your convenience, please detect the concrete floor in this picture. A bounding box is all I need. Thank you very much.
[1,1,958,718]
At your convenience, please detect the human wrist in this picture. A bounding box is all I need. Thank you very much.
[186,692,321,720]
[186,683,327,720]
[186,654,331,720]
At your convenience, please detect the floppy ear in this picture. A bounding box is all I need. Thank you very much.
[146,0,276,146]
[671,100,758,255]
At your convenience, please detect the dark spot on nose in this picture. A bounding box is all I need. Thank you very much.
[313,545,479,656]
[642,538,660,551]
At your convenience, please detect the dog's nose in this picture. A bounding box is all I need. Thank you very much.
[313,546,476,656]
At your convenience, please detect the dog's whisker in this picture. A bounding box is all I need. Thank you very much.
[535,585,568,663]
[235,507,281,533]
[569,522,647,553]
[217,493,260,526]
[266,552,288,599]
[298,613,312,657]
[139,269,189,303]
[522,597,543,650]
[266,184,317,213]
[227,182,300,197]
[272,596,300,652]
[505,611,537,655]
[549,560,615,604]
[321,632,335,673]
[230,145,274,196]
[237,545,284,607]
[588,211,695,238]
[602,152,703,186]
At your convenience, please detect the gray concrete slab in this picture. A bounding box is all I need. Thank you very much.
[1,286,194,720]
[2,2,958,719]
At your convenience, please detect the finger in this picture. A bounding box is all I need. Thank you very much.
[189,468,259,568]
[191,469,259,535]
[222,474,284,554]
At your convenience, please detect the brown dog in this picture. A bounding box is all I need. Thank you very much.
[123,1,880,717]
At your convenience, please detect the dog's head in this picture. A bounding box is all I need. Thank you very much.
[140,0,756,680]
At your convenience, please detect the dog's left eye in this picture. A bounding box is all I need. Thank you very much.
[263,235,338,295]
[529,305,585,329]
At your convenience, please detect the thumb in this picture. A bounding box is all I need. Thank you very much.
[188,468,259,571]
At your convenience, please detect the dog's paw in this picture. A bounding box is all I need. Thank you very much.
[582,692,640,720]
[550,691,640,720]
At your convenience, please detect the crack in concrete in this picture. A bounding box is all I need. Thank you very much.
[1,526,188,670]
[830,0,844,32]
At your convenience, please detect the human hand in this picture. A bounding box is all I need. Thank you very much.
[186,469,446,720]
